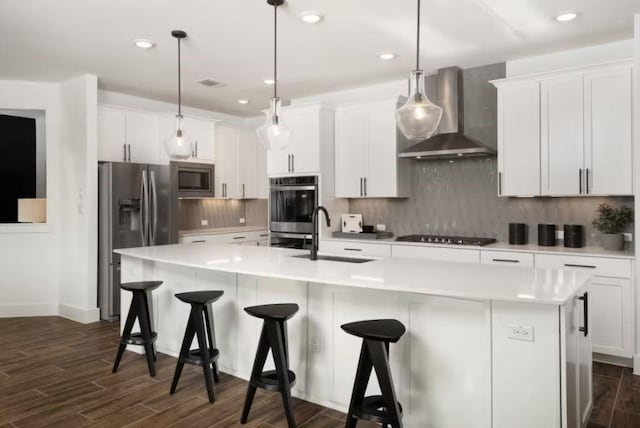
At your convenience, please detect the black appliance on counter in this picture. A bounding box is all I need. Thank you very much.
[269,176,318,249]
[396,235,496,246]
[564,225,584,248]
[538,224,557,246]
[509,223,527,245]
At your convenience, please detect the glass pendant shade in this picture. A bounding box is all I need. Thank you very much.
[396,70,443,141]
[164,115,192,160]
[257,97,291,151]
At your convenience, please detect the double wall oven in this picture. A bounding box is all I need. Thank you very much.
[269,176,318,249]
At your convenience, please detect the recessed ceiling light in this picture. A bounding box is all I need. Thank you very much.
[237,99,249,105]
[133,39,155,49]
[263,79,275,85]
[378,52,396,60]
[300,11,323,24]
[555,11,578,22]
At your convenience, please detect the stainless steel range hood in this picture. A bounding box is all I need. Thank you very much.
[398,66,497,160]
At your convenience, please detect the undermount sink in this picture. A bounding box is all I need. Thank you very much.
[292,254,374,264]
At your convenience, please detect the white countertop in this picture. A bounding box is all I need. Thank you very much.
[116,243,590,305]
[179,226,267,237]
[323,236,634,259]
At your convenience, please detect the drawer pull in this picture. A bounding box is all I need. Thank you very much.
[192,240,206,243]
[564,263,596,269]
[233,236,246,240]
[578,292,588,337]
[492,258,519,263]
[344,248,363,252]
[260,234,269,237]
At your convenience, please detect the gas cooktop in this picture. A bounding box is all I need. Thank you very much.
[396,235,497,246]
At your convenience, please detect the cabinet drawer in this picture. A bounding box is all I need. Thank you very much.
[481,250,534,267]
[320,240,391,258]
[180,235,210,244]
[535,254,632,278]
[392,245,480,264]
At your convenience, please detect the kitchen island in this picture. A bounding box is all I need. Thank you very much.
[116,242,592,428]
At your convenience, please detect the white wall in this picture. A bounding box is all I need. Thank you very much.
[633,15,640,373]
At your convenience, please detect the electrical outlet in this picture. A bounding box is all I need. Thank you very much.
[555,230,564,240]
[239,217,246,224]
[508,324,534,342]
[201,219,209,226]
[624,233,633,242]
[311,336,321,353]
[376,224,386,232]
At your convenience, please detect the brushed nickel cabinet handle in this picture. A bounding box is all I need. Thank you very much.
[579,169,583,194]
[492,258,520,263]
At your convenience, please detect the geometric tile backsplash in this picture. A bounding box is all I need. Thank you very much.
[349,157,633,246]
[179,198,268,230]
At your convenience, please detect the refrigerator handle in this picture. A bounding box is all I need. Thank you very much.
[150,170,158,246]
[140,170,149,246]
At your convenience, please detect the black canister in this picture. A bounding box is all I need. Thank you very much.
[538,224,556,246]
[564,225,584,248]
[509,223,527,245]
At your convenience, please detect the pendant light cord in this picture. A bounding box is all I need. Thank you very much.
[416,0,421,70]
[177,36,182,117]
[273,3,278,99]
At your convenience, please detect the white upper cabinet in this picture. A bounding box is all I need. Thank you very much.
[493,60,633,197]
[496,82,541,196]
[98,106,159,164]
[237,129,258,199]
[541,75,584,196]
[584,67,633,195]
[215,125,240,199]
[183,116,216,163]
[266,103,332,176]
[215,126,264,199]
[256,137,269,199]
[334,98,408,198]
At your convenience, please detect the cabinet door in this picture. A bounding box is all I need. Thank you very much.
[392,245,480,263]
[366,100,398,197]
[215,126,239,198]
[125,110,160,164]
[98,106,127,162]
[541,76,584,196]
[590,277,632,357]
[283,107,320,174]
[335,105,367,198]
[184,117,215,163]
[584,68,633,195]
[256,138,269,199]
[497,83,541,196]
[237,129,258,199]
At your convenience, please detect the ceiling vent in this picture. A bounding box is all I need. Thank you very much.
[196,78,226,88]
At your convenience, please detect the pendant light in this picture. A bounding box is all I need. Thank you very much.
[395,0,443,141]
[164,30,192,160]
[257,0,291,151]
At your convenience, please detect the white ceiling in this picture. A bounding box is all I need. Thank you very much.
[0,0,637,116]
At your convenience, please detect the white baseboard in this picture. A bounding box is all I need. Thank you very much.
[634,354,640,375]
[58,304,100,324]
[593,352,633,368]
[0,303,58,318]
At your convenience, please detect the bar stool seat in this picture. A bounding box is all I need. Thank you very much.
[170,290,224,403]
[342,319,406,428]
[241,303,299,428]
[112,281,162,378]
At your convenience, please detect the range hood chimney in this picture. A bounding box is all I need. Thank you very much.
[398,66,496,160]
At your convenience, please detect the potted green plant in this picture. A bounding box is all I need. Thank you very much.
[592,203,633,250]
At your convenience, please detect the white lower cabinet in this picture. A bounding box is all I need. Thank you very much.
[178,230,268,246]
[392,244,480,263]
[319,240,391,258]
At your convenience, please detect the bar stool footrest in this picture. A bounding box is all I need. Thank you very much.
[251,369,296,392]
[354,395,403,424]
[180,348,220,366]
[121,332,157,346]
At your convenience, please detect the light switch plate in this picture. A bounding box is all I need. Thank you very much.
[376,224,386,232]
[624,233,633,242]
[201,219,209,226]
[508,324,534,342]
[239,218,246,224]
[555,230,564,240]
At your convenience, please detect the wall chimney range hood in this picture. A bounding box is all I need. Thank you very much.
[398,66,497,160]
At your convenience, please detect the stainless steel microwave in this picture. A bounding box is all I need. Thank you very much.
[171,161,215,198]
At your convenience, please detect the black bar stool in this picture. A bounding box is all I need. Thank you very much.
[170,290,224,403]
[112,281,163,377]
[341,319,406,428]
[241,303,299,428]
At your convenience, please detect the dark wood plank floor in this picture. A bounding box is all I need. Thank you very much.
[0,317,638,427]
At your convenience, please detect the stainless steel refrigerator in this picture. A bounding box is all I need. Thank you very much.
[98,162,172,322]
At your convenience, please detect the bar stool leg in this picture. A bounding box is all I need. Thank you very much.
[143,295,157,362]
[112,294,138,373]
[136,293,156,377]
[241,324,271,424]
[369,340,403,428]
[267,321,296,428]
[170,311,196,394]
[193,307,216,403]
[204,304,220,383]
[345,340,374,428]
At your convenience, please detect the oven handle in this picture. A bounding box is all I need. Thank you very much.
[270,232,313,239]
[270,185,317,191]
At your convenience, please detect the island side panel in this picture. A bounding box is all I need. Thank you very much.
[491,301,561,428]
